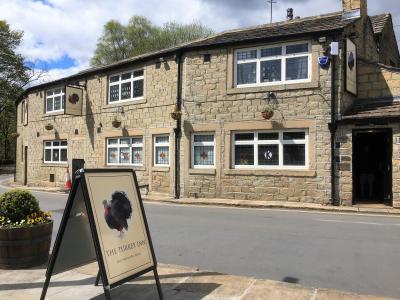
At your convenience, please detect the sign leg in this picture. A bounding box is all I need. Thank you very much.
[103,286,112,300]
[154,268,163,300]
[40,275,51,300]
[94,270,101,286]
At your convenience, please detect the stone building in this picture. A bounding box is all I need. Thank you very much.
[16,0,400,207]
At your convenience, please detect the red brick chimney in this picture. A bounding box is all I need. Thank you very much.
[342,0,367,16]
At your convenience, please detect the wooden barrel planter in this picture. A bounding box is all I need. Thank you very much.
[0,221,53,269]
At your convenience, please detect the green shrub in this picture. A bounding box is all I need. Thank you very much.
[0,190,40,222]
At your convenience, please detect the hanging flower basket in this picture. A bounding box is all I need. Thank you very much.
[261,105,274,120]
[112,119,122,128]
[45,123,53,131]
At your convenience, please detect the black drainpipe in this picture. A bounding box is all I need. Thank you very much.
[329,38,338,206]
[174,52,183,199]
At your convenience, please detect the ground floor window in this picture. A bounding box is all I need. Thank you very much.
[107,137,143,165]
[233,130,307,169]
[44,140,68,163]
[154,135,170,166]
[192,133,215,168]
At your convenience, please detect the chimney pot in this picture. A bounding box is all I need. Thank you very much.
[287,8,294,21]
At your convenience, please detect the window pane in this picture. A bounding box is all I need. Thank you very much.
[61,95,65,109]
[46,90,53,96]
[54,88,62,94]
[237,50,257,60]
[286,56,308,80]
[109,85,120,102]
[45,149,51,161]
[237,63,256,85]
[261,47,282,57]
[46,98,53,112]
[119,147,130,164]
[108,148,118,164]
[283,132,305,140]
[108,139,118,145]
[45,142,51,147]
[121,73,131,80]
[258,145,279,165]
[283,144,305,166]
[132,147,143,164]
[156,136,169,144]
[261,59,281,82]
[133,79,144,97]
[131,137,142,145]
[53,141,60,146]
[155,146,169,165]
[235,133,254,141]
[194,146,214,166]
[235,145,254,165]
[121,82,131,100]
[60,149,67,161]
[133,70,144,77]
[110,75,119,83]
[120,138,130,146]
[61,141,67,146]
[286,43,308,54]
[53,96,61,110]
[52,149,60,162]
[259,132,279,140]
[194,134,214,143]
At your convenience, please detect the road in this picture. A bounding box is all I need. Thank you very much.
[1,174,400,298]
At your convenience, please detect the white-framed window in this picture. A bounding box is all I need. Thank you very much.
[235,41,311,88]
[154,135,170,166]
[44,140,68,164]
[191,133,215,168]
[107,137,144,166]
[232,130,308,169]
[108,69,144,103]
[45,88,65,113]
[22,99,28,125]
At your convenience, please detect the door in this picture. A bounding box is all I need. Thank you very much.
[24,146,28,185]
[352,129,392,205]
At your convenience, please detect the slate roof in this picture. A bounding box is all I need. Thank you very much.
[342,97,400,121]
[25,11,359,94]
[370,13,391,35]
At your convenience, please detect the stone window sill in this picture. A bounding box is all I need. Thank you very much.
[41,163,68,168]
[152,166,170,172]
[227,81,319,95]
[102,98,146,110]
[223,169,316,177]
[189,168,216,175]
[105,165,146,171]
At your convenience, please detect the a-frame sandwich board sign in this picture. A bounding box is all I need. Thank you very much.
[40,168,163,300]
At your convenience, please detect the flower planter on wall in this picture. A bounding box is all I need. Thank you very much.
[0,221,53,269]
[261,111,274,120]
[112,120,122,128]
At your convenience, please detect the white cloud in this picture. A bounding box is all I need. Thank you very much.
[0,0,398,83]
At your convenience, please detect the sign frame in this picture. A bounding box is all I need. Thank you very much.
[64,85,83,116]
[345,38,358,96]
[40,168,163,300]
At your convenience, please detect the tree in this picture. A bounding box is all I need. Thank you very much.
[91,16,214,66]
[0,21,41,162]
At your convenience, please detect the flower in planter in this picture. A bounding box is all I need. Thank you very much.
[170,106,182,120]
[261,105,274,120]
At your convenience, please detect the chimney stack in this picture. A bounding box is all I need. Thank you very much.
[287,8,293,21]
[342,0,367,17]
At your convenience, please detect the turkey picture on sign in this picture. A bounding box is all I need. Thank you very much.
[102,191,133,238]
[84,171,154,285]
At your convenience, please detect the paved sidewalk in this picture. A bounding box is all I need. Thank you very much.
[2,176,400,216]
[0,262,397,300]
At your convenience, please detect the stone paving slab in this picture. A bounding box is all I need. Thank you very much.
[0,262,398,300]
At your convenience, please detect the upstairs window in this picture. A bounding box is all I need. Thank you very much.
[232,130,308,169]
[235,42,311,87]
[45,88,65,113]
[44,140,68,164]
[109,69,144,103]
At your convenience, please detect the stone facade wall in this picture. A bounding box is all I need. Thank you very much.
[377,18,400,67]
[181,40,335,204]
[16,57,179,196]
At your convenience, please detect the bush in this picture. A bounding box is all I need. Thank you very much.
[0,190,40,222]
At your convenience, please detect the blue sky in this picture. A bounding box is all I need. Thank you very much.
[0,0,398,82]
